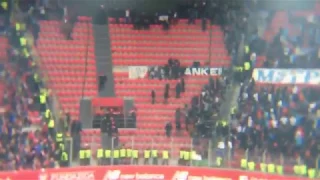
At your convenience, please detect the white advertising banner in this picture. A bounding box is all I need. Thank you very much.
[128,66,149,79]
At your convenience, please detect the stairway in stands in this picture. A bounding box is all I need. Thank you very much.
[0,37,8,106]
[36,17,97,119]
[109,18,230,159]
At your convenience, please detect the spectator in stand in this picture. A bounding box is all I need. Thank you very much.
[164,83,169,104]
[165,122,172,137]
[175,81,181,99]
[151,90,156,104]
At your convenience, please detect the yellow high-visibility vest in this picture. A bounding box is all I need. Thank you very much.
[45,109,51,118]
[132,150,138,158]
[105,150,111,158]
[48,119,54,128]
[79,150,85,159]
[260,163,267,172]
[20,37,27,46]
[240,159,247,169]
[56,133,63,142]
[1,2,8,10]
[144,150,150,158]
[183,151,190,160]
[120,148,126,158]
[85,150,91,158]
[244,62,250,71]
[267,164,275,173]
[308,168,316,178]
[113,150,119,158]
[162,151,169,159]
[126,149,132,157]
[179,151,185,159]
[40,95,46,104]
[61,152,68,161]
[15,23,20,31]
[216,157,222,166]
[276,165,283,175]
[97,149,104,158]
[248,161,255,171]
[151,150,158,157]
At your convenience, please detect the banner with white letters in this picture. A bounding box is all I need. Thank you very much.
[128,66,149,79]
[252,68,320,84]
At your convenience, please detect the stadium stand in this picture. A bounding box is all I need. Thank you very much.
[36,17,97,119]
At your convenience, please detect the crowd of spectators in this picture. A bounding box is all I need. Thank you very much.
[148,59,184,80]
[219,0,320,170]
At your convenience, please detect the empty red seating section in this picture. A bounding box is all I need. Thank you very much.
[109,18,231,67]
[37,18,97,118]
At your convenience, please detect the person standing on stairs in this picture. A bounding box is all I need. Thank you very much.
[165,122,172,137]
[164,83,169,104]
[175,108,181,132]
[151,90,156,104]
[176,81,181,99]
[181,77,185,93]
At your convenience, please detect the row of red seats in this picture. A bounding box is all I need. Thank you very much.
[111,47,209,54]
[115,85,201,91]
[110,35,222,41]
[42,65,96,71]
[110,29,211,35]
[112,60,229,66]
[112,53,208,60]
[114,78,212,84]
[116,91,197,97]
[47,71,96,77]
[41,59,95,64]
[39,52,95,58]
[111,41,223,47]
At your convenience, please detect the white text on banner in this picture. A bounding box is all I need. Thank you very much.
[128,66,149,79]
[252,68,320,84]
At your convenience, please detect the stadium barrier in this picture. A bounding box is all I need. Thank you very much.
[0,165,308,180]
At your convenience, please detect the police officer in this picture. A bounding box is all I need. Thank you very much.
[144,148,151,165]
[162,150,169,165]
[97,146,104,165]
[60,150,69,167]
[132,149,139,164]
[151,149,158,165]
[105,148,112,165]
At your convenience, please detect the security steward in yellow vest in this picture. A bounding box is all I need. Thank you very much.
[126,148,132,164]
[20,36,27,48]
[230,106,237,119]
[55,132,63,147]
[248,161,255,171]
[183,150,191,166]
[233,66,244,82]
[151,149,158,165]
[39,91,47,113]
[132,149,139,164]
[144,149,151,165]
[105,148,112,165]
[96,147,104,165]
[48,118,55,138]
[240,158,247,169]
[112,148,120,165]
[243,60,252,80]
[60,151,69,167]
[79,145,91,166]
[216,156,223,167]
[45,109,51,122]
[162,150,169,165]
[267,163,275,174]
[179,148,185,165]
[119,146,126,164]
[293,164,307,177]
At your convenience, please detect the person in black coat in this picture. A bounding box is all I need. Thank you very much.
[175,108,181,131]
[175,82,181,98]
[165,122,172,137]
[164,83,169,103]
[181,78,185,92]
[151,90,156,104]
